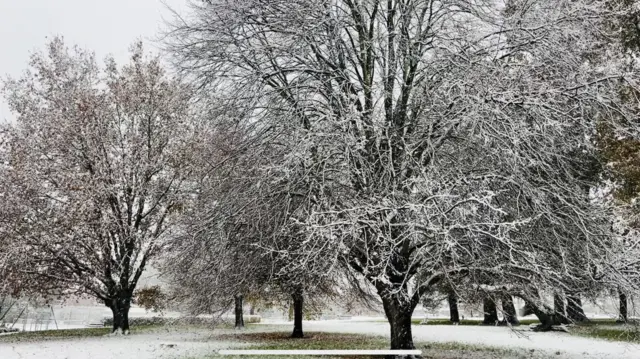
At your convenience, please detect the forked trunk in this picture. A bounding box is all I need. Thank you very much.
[235,295,244,328]
[482,297,498,325]
[618,292,628,323]
[567,295,586,322]
[501,295,519,326]
[381,291,416,359]
[291,287,304,338]
[448,292,460,324]
[108,296,131,334]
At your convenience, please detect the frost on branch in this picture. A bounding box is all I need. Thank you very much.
[165,0,640,349]
[0,37,200,333]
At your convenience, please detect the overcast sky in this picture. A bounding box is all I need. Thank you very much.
[0,0,188,123]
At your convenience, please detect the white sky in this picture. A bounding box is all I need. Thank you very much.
[0,0,189,123]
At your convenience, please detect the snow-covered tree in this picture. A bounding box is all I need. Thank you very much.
[166,0,640,350]
[0,38,199,334]
[592,0,640,323]
[161,111,351,336]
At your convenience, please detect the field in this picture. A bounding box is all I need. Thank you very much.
[1,318,639,359]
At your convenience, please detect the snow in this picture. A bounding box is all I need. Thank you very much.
[273,320,640,359]
[1,319,640,359]
[0,328,244,359]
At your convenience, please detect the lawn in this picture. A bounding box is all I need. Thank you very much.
[2,319,638,359]
[200,330,542,359]
[0,324,191,342]
[0,327,112,342]
[571,320,640,343]
[1,325,541,359]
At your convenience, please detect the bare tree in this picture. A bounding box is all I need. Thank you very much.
[1,38,199,334]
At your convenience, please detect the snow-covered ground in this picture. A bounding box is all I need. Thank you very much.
[1,319,639,359]
[284,320,640,359]
[0,328,244,359]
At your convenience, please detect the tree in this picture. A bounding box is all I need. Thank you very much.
[501,294,519,326]
[168,0,637,351]
[1,38,198,334]
[447,291,460,325]
[595,0,640,323]
[161,113,342,336]
[482,298,498,326]
[566,295,587,323]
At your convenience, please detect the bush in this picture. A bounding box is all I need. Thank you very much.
[0,326,19,333]
[133,286,167,313]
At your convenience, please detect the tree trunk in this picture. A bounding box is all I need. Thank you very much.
[483,297,498,325]
[107,296,131,334]
[567,295,587,323]
[235,295,244,328]
[291,287,304,338]
[380,291,416,358]
[527,301,555,331]
[554,293,569,325]
[526,300,566,332]
[522,301,535,317]
[501,295,519,326]
[249,304,255,315]
[448,292,460,324]
[618,292,628,323]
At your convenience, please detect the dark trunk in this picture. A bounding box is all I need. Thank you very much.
[618,292,628,323]
[447,292,460,324]
[567,295,587,322]
[527,300,565,331]
[381,291,416,359]
[522,301,536,317]
[291,287,304,338]
[501,295,519,326]
[107,296,131,334]
[482,297,498,325]
[235,295,244,328]
[553,293,569,324]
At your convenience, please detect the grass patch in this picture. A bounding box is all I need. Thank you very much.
[572,318,623,327]
[0,324,173,342]
[200,331,530,359]
[576,327,640,342]
[0,327,112,342]
[218,331,389,350]
[572,321,640,343]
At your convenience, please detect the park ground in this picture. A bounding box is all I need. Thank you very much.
[0,318,639,359]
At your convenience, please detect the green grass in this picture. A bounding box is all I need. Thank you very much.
[572,318,622,326]
[0,327,112,342]
[572,320,640,343]
[575,327,640,342]
[0,324,173,342]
